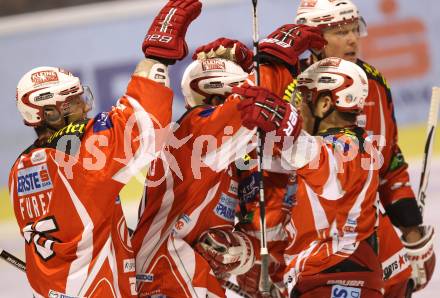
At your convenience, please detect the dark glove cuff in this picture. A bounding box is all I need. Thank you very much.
[144,55,176,66]
[256,53,299,76]
[385,198,423,227]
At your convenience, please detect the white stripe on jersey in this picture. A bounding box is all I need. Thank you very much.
[305,182,329,231]
[168,236,199,298]
[78,236,113,296]
[174,182,221,238]
[136,172,175,274]
[54,158,94,295]
[321,146,345,200]
[339,163,375,251]
[112,95,156,184]
[203,127,256,172]
[109,241,122,298]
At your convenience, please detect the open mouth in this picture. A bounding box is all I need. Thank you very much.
[344,51,357,61]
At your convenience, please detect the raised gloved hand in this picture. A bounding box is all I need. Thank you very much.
[192,37,254,73]
[259,24,326,67]
[142,0,202,63]
[195,229,255,277]
[401,225,436,292]
[233,85,302,138]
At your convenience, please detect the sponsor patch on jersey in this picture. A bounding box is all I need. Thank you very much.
[136,273,154,282]
[331,284,361,298]
[382,247,410,280]
[123,258,136,273]
[238,172,260,203]
[48,289,82,298]
[214,193,238,222]
[30,149,47,164]
[17,164,53,196]
[228,180,238,195]
[198,107,215,118]
[93,112,113,132]
[173,213,191,235]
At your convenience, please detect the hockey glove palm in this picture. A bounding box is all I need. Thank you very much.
[192,37,254,73]
[233,85,302,138]
[259,24,326,67]
[142,0,202,63]
[195,229,255,277]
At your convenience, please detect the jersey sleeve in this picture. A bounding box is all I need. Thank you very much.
[92,76,173,185]
[181,97,257,173]
[251,63,295,98]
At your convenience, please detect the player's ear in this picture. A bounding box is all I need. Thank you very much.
[315,95,332,117]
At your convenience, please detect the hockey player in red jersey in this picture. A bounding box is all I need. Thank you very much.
[291,0,435,295]
[132,24,322,297]
[195,56,384,297]
[8,0,201,296]
[194,0,435,295]
[132,57,258,297]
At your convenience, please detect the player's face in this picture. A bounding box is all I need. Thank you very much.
[322,22,360,63]
[43,95,91,130]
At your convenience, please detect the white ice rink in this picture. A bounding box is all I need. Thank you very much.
[1,159,439,297]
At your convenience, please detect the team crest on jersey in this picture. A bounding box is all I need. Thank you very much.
[93,112,113,132]
[214,193,238,222]
[17,164,53,196]
[117,217,133,253]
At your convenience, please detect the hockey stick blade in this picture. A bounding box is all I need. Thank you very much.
[417,87,440,215]
[0,249,26,273]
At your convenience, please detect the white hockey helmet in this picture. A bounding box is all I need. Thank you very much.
[296,57,368,114]
[295,0,367,37]
[16,66,93,126]
[181,58,249,108]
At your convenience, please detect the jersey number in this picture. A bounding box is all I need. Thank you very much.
[23,216,59,261]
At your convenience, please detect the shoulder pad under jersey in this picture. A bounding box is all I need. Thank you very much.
[176,104,215,124]
[356,59,391,91]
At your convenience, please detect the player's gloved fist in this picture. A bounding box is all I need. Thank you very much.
[401,225,436,291]
[192,38,254,73]
[142,0,202,63]
[259,24,326,67]
[195,229,255,277]
[233,85,302,138]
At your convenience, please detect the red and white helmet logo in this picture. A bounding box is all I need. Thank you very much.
[30,71,59,86]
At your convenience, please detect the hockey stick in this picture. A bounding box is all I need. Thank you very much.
[0,249,26,273]
[250,0,270,295]
[417,87,440,215]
